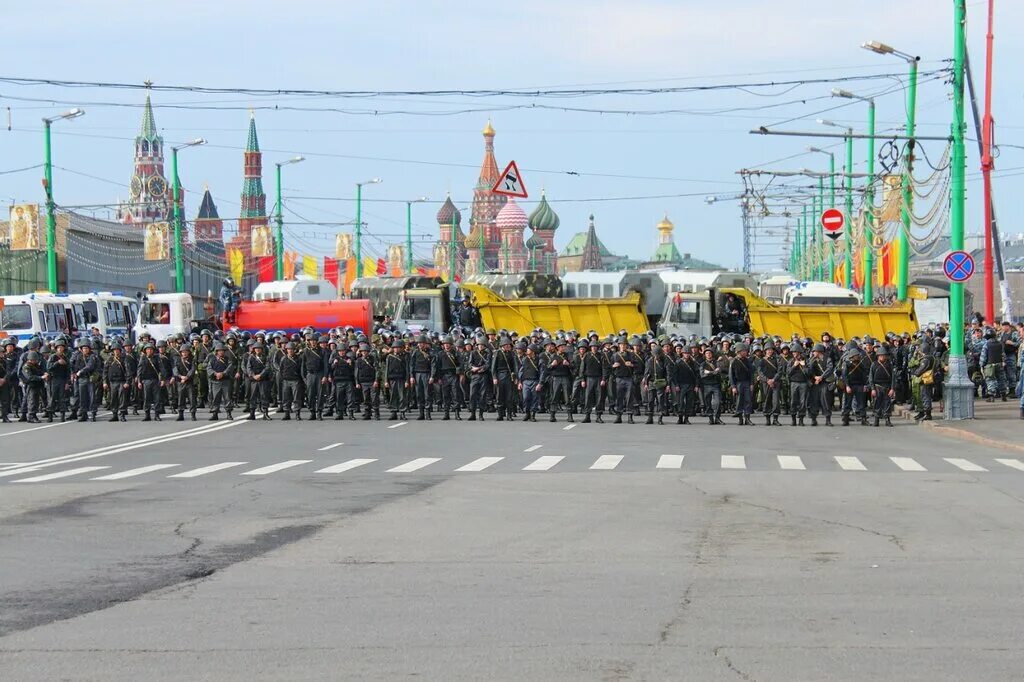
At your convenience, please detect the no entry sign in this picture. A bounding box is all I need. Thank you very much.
[820,208,845,233]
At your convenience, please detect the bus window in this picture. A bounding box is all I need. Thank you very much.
[0,304,32,331]
[73,304,86,331]
[603,284,613,297]
[81,301,99,325]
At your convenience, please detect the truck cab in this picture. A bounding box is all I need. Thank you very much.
[657,289,749,339]
[393,287,451,334]
[134,293,195,342]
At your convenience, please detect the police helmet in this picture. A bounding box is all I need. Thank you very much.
[26,351,41,363]
[812,343,826,353]
[285,342,296,350]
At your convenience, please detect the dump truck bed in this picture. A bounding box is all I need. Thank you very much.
[464,284,649,336]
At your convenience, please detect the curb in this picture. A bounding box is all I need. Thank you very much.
[895,405,1024,455]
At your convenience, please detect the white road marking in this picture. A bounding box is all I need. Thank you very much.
[0,413,110,438]
[241,460,314,476]
[456,457,504,472]
[0,421,246,476]
[168,462,248,478]
[890,457,927,472]
[387,457,441,473]
[13,466,110,483]
[317,442,344,451]
[996,458,1024,472]
[656,454,684,469]
[590,455,623,470]
[721,455,746,470]
[523,455,564,471]
[562,423,577,430]
[523,445,543,453]
[313,456,378,473]
[944,458,988,472]
[777,455,805,470]
[387,422,408,429]
[91,464,180,480]
[834,456,867,471]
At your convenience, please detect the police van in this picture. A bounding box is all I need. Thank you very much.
[67,292,139,340]
[0,293,87,347]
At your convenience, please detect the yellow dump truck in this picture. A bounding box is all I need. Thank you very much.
[392,283,649,336]
[658,287,919,339]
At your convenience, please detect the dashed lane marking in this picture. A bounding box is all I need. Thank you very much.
[834,456,867,471]
[316,459,377,474]
[387,422,408,429]
[524,445,543,453]
[656,455,684,469]
[91,464,180,480]
[317,443,344,451]
[14,466,110,483]
[241,460,314,476]
[523,455,564,471]
[721,455,746,470]
[590,455,623,470]
[386,457,441,473]
[456,457,504,472]
[777,455,805,470]
[944,457,987,472]
[168,462,248,478]
[562,423,577,430]
[996,458,1024,472]
[890,457,927,472]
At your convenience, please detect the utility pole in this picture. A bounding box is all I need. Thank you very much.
[275,156,304,280]
[405,197,428,275]
[354,178,381,279]
[41,108,84,292]
[945,0,974,419]
[170,138,206,293]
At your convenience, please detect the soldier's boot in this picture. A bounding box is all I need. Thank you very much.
[677,414,684,425]
[467,410,476,421]
[142,411,152,422]
[683,416,690,425]
[443,410,451,421]
[27,414,40,423]
[46,412,53,423]
[417,409,425,421]
[426,409,432,421]
[922,410,932,421]
[567,412,574,423]
[596,413,604,424]
[191,410,197,421]
[796,416,804,426]
[362,409,372,421]
[454,409,461,421]
[17,414,27,423]
[772,415,780,426]
[885,416,893,427]
[246,410,257,421]
[913,410,924,421]
[176,410,185,422]
[61,411,67,423]
[154,411,163,421]
[646,414,654,425]
[522,411,531,422]
[765,415,772,426]
[477,408,484,421]
[791,414,797,426]
[374,410,381,421]
[860,416,869,426]
[531,411,538,422]
[335,411,345,421]
[1020,408,1024,420]
[708,415,715,425]
[225,410,233,421]
[496,410,504,422]
[614,413,623,424]
[841,414,850,426]
[549,412,557,423]
[627,414,634,424]
[108,413,119,422]
[582,410,592,424]
[282,411,292,421]
[387,411,398,421]
[262,409,272,421]
[825,415,833,426]
[657,415,664,425]
[1,413,9,423]
[872,416,880,427]
[811,416,818,427]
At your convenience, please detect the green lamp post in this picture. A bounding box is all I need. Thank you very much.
[41,107,84,292]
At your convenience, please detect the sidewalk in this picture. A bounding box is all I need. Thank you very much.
[895,399,1023,453]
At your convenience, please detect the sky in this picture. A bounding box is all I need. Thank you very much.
[1,0,1021,271]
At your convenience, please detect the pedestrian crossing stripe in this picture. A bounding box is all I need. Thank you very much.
[6,455,1024,483]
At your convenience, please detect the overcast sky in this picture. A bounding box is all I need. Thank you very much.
[2,0,1021,269]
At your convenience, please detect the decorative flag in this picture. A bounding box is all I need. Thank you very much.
[257,256,275,283]
[8,203,41,251]
[302,254,318,279]
[376,258,387,276]
[388,244,405,276]
[852,247,865,291]
[144,222,170,261]
[323,257,339,288]
[229,248,245,286]
[362,256,377,279]
[251,224,273,258]
[284,251,297,280]
[880,175,904,224]
[335,233,353,260]
[343,257,357,295]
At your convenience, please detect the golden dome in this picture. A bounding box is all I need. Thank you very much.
[657,213,674,232]
[482,119,495,136]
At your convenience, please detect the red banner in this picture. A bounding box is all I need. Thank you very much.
[257,256,275,283]
[323,257,339,288]
[376,258,387,275]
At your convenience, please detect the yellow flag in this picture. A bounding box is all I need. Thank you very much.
[303,254,318,278]
[363,256,378,277]
[229,248,244,285]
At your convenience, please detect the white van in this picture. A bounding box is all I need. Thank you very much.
[134,293,195,342]
[67,292,139,340]
[0,293,86,347]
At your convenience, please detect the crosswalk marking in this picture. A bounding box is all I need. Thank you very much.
[590,455,623,470]
[241,460,313,476]
[456,457,504,472]
[563,424,577,431]
[834,456,866,471]
[777,455,805,470]
[13,466,110,483]
[996,458,1024,472]
[721,455,746,470]
[387,457,441,473]
[890,457,926,472]
[656,454,684,469]
[387,422,407,429]
[524,445,543,453]
[317,443,344,451]
[944,458,987,472]
[524,455,564,471]
[316,459,377,474]
[91,464,180,480]
[168,462,248,478]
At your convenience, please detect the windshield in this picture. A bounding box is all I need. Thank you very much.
[669,300,700,325]
[0,304,31,331]
[141,302,172,324]
[402,298,432,321]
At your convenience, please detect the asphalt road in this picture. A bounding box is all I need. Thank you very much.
[1,414,1023,680]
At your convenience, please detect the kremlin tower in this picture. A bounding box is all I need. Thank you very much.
[495,199,528,274]
[118,91,172,225]
[226,112,268,266]
[194,186,223,244]
[526,191,559,274]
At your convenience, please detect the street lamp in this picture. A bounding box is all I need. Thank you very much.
[354,178,382,279]
[863,40,919,303]
[274,155,305,280]
[832,88,876,305]
[170,138,206,293]
[809,147,837,282]
[405,197,429,274]
[41,108,85,292]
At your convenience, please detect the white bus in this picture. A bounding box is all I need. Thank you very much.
[0,293,87,347]
[67,292,139,340]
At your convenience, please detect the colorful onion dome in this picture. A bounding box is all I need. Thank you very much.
[436,195,461,226]
[657,213,674,233]
[465,221,486,250]
[528,192,560,232]
[525,232,546,250]
[495,199,528,231]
